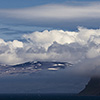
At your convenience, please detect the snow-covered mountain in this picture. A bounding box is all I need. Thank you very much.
[0,61,72,75]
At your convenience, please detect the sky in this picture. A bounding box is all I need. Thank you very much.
[0,0,100,30]
[0,0,100,93]
[0,0,100,64]
[0,0,100,40]
[0,0,100,9]
[0,0,100,68]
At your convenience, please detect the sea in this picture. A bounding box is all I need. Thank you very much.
[0,94,100,100]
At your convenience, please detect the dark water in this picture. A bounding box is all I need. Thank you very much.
[0,94,100,100]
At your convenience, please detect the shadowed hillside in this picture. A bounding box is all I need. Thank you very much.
[79,77,100,96]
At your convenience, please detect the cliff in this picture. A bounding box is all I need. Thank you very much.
[79,77,100,96]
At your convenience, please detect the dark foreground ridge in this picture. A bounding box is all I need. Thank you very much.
[79,77,100,96]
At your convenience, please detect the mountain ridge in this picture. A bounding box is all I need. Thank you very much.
[0,61,72,75]
[79,76,100,96]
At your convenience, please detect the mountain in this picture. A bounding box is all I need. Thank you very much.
[0,61,72,75]
[79,77,100,96]
[11,61,72,68]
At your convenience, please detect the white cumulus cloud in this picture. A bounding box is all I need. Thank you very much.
[0,27,100,65]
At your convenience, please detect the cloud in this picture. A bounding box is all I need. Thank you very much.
[23,30,77,49]
[0,27,100,66]
[0,3,100,21]
[0,24,53,41]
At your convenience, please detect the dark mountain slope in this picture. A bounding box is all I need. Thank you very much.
[79,77,100,96]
